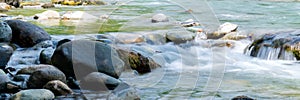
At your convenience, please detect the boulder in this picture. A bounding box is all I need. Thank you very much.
[34,10,60,20]
[0,21,12,42]
[151,13,168,23]
[0,3,10,12]
[166,28,196,44]
[4,20,51,47]
[43,80,73,96]
[116,48,160,74]
[51,40,124,79]
[10,89,55,100]
[80,72,120,91]
[18,65,66,89]
[245,30,300,60]
[0,43,13,69]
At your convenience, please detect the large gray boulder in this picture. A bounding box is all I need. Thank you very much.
[4,20,51,47]
[51,40,124,79]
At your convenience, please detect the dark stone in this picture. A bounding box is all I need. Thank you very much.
[246,30,300,60]
[80,72,120,91]
[39,47,55,64]
[0,43,13,69]
[56,39,70,48]
[0,21,12,42]
[51,40,124,79]
[43,80,73,96]
[4,20,51,47]
[21,65,66,89]
[232,95,254,100]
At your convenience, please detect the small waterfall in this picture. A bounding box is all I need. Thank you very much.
[245,45,297,61]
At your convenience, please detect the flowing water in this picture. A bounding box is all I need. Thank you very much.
[16,0,300,99]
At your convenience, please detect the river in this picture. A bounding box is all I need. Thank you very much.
[30,0,300,99]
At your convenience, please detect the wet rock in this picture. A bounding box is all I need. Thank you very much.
[220,32,247,40]
[116,48,160,74]
[6,0,20,8]
[0,3,10,9]
[144,33,166,45]
[246,30,300,60]
[166,28,196,44]
[21,65,66,89]
[85,0,106,5]
[62,11,98,20]
[217,22,238,34]
[34,10,60,20]
[0,43,13,69]
[109,33,144,44]
[107,82,140,100]
[41,3,55,9]
[43,80,73,96]
[51,40,124,79]
[4,20,51,47]
[207,22,238,39]
[80,72,120,91]
[10,89,55,100]
[0,69,9,84]
[56,39,71,48]
[181,19,200,27]
[151,13,168,23]
[231,95,254,100]
[39,47,55,64]
[0,21,12,42]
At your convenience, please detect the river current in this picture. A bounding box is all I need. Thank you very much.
[38,0,300,99]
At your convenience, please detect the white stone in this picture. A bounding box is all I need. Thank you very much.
[218,22,238,34]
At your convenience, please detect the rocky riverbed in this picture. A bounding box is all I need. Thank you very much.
[1,0,300,100]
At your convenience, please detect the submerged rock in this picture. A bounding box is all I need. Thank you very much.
[10,89,55,100]
[4,20,51,47]
[51,40,124,79]
[34,10,60,20]
[107,82,140,100]
[0,21,12,42]
[43,80,73,96]
[0,43,13,69]
[108,33,144,44]
[80,72,120,91]
[151,13,168,23]
[245,30,300,60]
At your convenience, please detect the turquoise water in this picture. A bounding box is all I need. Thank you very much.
[29,0,300,99]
